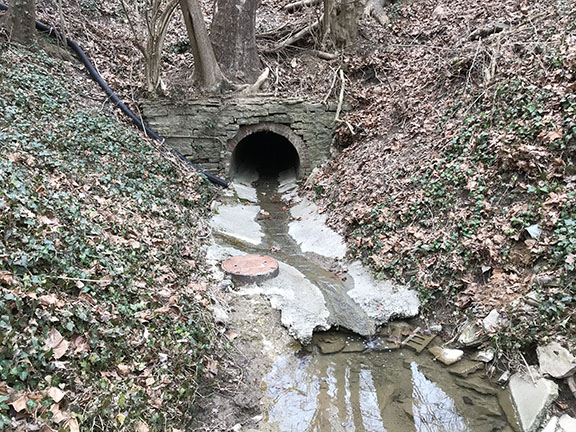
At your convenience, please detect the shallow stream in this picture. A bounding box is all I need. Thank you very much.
[210,173,516,432]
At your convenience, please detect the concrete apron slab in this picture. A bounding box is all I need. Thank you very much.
[211,201,263,246]
[208,181,421,344]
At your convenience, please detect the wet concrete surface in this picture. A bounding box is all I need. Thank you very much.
[210,173,419,340]
[208,172,516,431]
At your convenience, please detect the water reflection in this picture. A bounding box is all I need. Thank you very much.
[263,350,506,432]
[411,362,468,432]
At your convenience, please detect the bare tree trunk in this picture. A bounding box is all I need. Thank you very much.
[179,0,225,91]
[5,0,36,44]
[211,0,261,82]
[322,0,362,47]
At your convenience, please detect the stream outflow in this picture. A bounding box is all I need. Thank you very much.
[209,172,515,431]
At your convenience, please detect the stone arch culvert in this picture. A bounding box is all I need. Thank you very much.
[142,97,340,181]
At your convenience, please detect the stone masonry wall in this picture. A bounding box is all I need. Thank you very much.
[141,97,339,177]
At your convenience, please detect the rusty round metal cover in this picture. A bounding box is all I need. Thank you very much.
[221,254,279,279]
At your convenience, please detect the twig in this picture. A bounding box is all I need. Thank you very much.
[322,67,338,104]
[239,67,270,94]
[337,119,355,135]
[49,276,113,284]
[520,353,536,385]
[334,68,345,122]
[274,65,280,97]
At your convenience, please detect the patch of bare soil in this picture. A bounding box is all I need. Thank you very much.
[192,287,296,432]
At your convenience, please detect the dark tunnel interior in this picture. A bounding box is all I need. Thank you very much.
[230,131,300,179]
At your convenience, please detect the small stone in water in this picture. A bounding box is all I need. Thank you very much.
[449,360,484,377]
[428,346,464,366]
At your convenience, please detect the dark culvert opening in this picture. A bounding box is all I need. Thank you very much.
[230,131,300,179]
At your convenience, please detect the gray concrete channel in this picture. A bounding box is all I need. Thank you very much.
[207,171,517,432]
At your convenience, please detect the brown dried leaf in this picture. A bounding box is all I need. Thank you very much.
[135,420,150,432]
[117,364,131,375]
[45,328,69,359]
[70,335,90,354]
[50,404,69,423]
[39,294,59,307]
[0,382,8,397]
[9,394,28,412]
[47,387,66,403]
[0,270,14,287]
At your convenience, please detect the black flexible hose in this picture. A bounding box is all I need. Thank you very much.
[0,2,228,187]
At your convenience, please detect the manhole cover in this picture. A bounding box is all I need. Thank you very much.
[221,254,279,284]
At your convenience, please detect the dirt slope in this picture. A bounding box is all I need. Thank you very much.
[0,43,220,431]
[308,0,576,358]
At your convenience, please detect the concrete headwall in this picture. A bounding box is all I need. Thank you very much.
[141,97,339,177]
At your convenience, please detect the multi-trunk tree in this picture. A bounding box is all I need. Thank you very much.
[122,0,180,95]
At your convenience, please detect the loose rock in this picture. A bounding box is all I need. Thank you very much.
[458,321,484,347]
[558,415,576,432]
[509,368,559,432]
[471,350,494,363]
[455,376,497,395]
[448,360,483,377]
[428,324,442,332]
[212,305,229,325]
[482,309,504,333]
[219,279,234,291]
[316,333,346,354]
[428,346,464,366]
[537,342,576,379]
[342,338,367,353]
[497,370,511,386]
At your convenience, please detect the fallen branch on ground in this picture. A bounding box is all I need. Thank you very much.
[283,0,321,12]
[239,67,270,94]
[264,19,321,53]
[310,49,337,60]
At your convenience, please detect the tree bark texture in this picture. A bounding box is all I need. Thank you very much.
[5,0,36,44]
[211,0,261,82]
[322,0,362,47]
[179,0,224,90]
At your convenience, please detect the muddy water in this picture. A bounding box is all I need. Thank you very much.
[264,331,512,432]
[214,175,515,432]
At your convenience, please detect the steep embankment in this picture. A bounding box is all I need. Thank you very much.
[0,44,218,430]
[309,0,576,357]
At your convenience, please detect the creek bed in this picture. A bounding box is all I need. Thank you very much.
[210,173,516,431]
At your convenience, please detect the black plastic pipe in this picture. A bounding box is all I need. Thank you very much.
[0,2,228,187]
